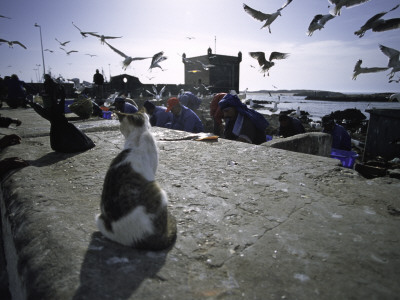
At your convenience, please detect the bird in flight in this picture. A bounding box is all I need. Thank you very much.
[379,44,400,80]
[352,59,388,80]
[72,22,97,38]
[354,4,400,38]
[146,85,166,100]
[0,38,26,49]
[104,41,151,70]
[55,38,70,47]
[60,47,78,55]
[243,0,293,33]
[307,14,335,36]
[85,53,97,57]
[149,51,168,71]
[328,0,371,16]
[44,49,54,53]
[87,32,122,44]
[196,60,215,70]
[0,14,11,19]
[249,51,289,76]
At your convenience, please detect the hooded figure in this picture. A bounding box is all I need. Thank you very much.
[218,93,269,145]
[143,100,172,128]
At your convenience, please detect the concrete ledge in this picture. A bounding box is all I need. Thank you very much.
[1,108,400,299]
[263,132,332,157]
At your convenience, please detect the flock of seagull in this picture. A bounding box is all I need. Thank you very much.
[1,0,400,85]
[0,15,169,78]
[243,0,400,82]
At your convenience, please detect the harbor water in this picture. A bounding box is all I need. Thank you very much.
[245,92,400,121]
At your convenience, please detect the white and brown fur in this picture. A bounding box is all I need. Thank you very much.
[96,112,176,250]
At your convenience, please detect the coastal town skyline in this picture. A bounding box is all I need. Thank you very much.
[1,0,399,93]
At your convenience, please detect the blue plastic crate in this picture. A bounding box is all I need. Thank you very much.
[102,111,112,119]
[330,148,359,168]
[64,99,74,113]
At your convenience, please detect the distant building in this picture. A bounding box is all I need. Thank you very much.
[109,74,143,96]
[182,47,242,94]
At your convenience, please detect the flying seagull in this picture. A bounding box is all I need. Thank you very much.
[146,85,166,100]
[379,44,400,80]
[249,51,289,76]
[72,22,97,38]
[44,49,54,53]
[87,32,122,44]
[55,38,70,47]
[0,14,11,19]
[352,59,388,80]
[196,60,215,70]
[328,0,371,16]
[85,53,97,57]
[354,4,400,38]
[104,41,151,70]
[243,0,293,33]
[0,38,26,49]
[307,14,335,36]
[60,47,78,55]
[149,51,167,71]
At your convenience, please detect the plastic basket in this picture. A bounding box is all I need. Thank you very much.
[330,148,359,168]
[102,111,112,119]
[64,99,74,113]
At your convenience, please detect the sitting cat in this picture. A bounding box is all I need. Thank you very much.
[96,112,177,250]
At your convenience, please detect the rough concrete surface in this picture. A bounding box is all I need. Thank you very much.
[1,107,400,300]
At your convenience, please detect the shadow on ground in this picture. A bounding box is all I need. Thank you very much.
[73,232,171,300]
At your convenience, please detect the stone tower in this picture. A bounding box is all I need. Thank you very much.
[182,47,242,94]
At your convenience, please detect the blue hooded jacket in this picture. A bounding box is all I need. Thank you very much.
[218,94,269,132]
[218,94,269,144]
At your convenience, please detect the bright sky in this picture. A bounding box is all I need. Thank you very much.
[1,0,399,93]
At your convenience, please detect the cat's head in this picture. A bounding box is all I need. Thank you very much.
[116,112,150,138]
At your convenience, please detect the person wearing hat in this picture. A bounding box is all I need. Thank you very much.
[322,116,351,151]
[165,97,204,133]
[210,93,226,136]
[278,114,305,138]
[113,97,138,114]
[143,100,173,128]
[218,93,269,145]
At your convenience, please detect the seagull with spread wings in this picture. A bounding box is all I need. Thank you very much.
[0,38,26,49]
[243,0,293,33]
[146,85,166,100]
[354,4,400,38]
[379,44,400,80]
[352,59,388,80]
[87,32,122,44]
[307,14,336,36]
[249,51,289,76]
[104,41,151,70]
[55,38,70,47]
[72,22,97,38]
[60,47,78,55]
[196,60,215,70]
[0,14,11,19]
[328,0,371,16]
[149,51,168,71]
